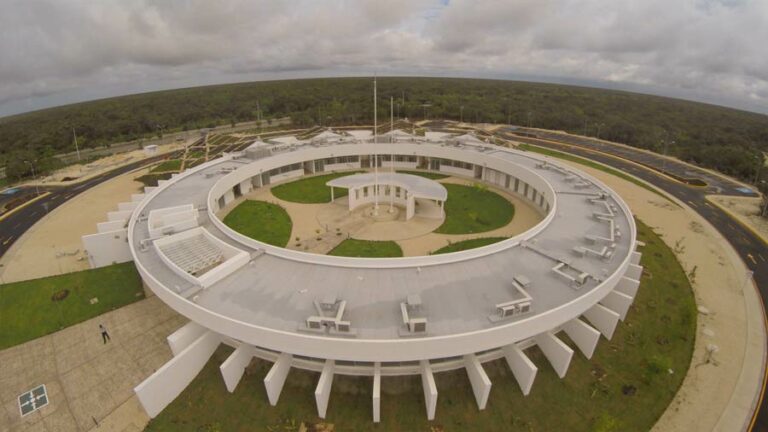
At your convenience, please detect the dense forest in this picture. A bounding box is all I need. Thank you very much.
[1,77,767,181]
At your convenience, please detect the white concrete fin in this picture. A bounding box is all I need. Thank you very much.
[134,331,220,418]
[534,332,574,379]
[107,209,132,222]
[167,321,206,356]
[315,359,335,419]
[219,344,254,393]
[600,290,634,321]
[583,303,621,340]
[373,362,381,423]
[97,220,125,233]
[503,344,537,396]
[464,354,492,410]
[118,201,139,212]
[562,318,601,359]
[264,352,292,406]
[131,193,146,202]
[616,276,640,299]
[626,263,643,280]
[630,251,642,265]
[420,360,438,421]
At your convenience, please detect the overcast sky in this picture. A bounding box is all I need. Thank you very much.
[1,0,767,117]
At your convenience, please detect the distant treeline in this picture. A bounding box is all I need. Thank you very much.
[1,77,767,181]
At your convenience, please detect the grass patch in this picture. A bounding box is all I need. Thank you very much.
[223,200,292,247]
[436,183,514,234]
[0,263,145,350]
[518,143,675,203]
[271,171,362,203]
[433,237,507,254]
[150,159,182,173]
[328,239,403,258]
[147,218,695,431]
[135,172,173,187]
[396,170,449,180]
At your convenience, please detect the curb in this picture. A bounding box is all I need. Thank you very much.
[0,192,51,223]
[705,195,768,248]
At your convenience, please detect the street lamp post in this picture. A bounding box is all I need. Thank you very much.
[24,160,40,195]
[595,123,605,140]
[661,140,674,173]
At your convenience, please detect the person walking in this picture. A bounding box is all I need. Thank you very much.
[99,324,111,344]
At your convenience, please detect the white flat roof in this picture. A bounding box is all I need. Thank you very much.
[326,172,448,201]
[129,140,635,350]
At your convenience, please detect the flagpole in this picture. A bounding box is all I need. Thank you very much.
[389,96,394,212]
[373,76,379,215]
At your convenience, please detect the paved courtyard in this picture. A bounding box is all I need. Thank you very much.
[0,296,184,432]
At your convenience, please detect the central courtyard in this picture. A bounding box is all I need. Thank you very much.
[219,169,540,257]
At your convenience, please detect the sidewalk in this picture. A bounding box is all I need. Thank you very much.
[0,296,185,432]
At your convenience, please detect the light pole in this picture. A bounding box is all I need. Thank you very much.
[661,140,674,173]
[24,160,40,195]
[527,112,533,129]
[460,105,464,123]
[595,123,605,139]
[753,153,764,185]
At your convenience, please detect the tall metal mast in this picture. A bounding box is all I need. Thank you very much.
[373,76,379,215]
[389,96,394,212]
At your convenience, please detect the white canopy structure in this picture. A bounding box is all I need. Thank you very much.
[327,172,447,220]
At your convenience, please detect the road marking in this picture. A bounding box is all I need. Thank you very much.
[2,236,13,245]
[759,254,766,262]
[12,222,21,230]
[687,201,698,208]
[64,193,75,200]
[747,253,757,265]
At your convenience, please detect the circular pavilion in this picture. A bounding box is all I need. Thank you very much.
[119,130,643,422]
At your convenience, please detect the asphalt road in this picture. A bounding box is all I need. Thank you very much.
[499,129,768,431]
[0,152,175,259]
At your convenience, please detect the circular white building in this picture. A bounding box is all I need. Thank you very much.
[97,130,642,421]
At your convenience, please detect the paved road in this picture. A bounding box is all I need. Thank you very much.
[498,129,768,431]
[0,152,176,258]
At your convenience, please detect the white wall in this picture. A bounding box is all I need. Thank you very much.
[616,276,640,299]
[220,344,254,392]
[82,229,132,268]
[626,263,643,280]
[534,332,573,379]
[562,318,601,359]
[583,304,620,339]
[167,321,206,356]
[420,360,438,421]
[97,220,125,233]
[600,290,634,321]
[107,209,132,222]
[372,363,381,423]
[264,353,292,405]
[503,344,537,396]
[134,331,221,418]
[315,359,335,419]
[464,354,492,410]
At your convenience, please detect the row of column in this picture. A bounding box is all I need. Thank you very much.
[134,254,643,422]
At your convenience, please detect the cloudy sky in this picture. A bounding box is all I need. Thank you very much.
[1,0,767,117]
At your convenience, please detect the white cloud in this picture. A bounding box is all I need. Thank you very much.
[0,0,767,115]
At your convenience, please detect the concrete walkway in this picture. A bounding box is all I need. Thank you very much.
[0,296,185,432]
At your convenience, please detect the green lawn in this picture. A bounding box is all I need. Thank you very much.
[328,239,403,258]
[146,219,695,432]
[223,200,292,247]
[271,171,362,203]
[433,237,507,254]
[517,143,676,204]
[396,170,449,180]
[436,183,515,234]
[0,263,145,350]
[150,159,182,173]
